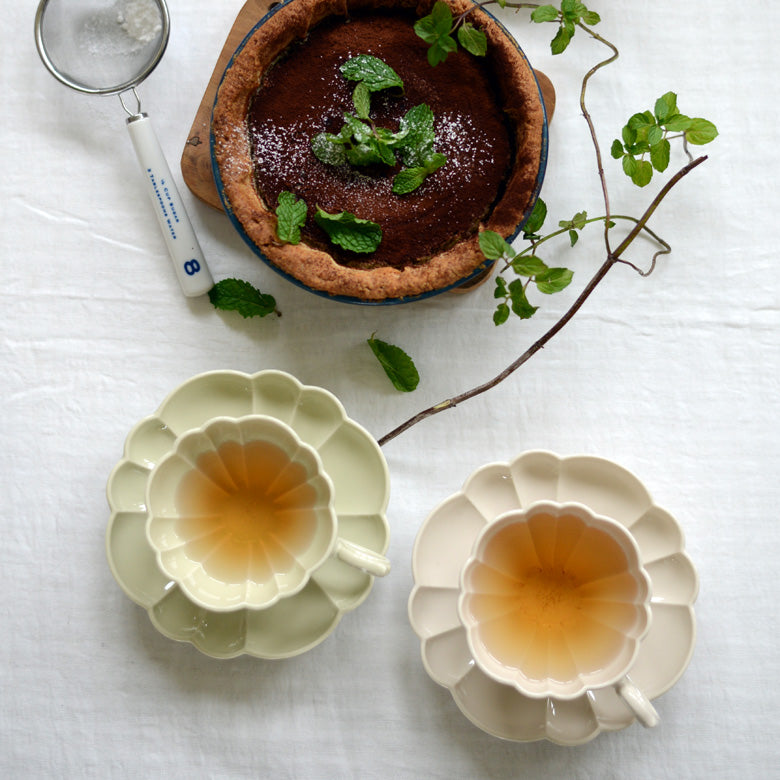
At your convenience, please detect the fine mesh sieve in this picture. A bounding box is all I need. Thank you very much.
[34,0,213,297]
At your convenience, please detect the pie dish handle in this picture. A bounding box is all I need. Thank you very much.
[334,538,391,577]
[126,113,214,297]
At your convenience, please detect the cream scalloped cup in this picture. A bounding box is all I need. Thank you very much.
[145,414,391,612]
[458,500,659,727]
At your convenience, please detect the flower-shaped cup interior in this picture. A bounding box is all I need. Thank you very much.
[458,501,652,699]
[146,415,337,611]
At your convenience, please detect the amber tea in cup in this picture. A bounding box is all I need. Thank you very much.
[146,415,390,612]
[459,501,659,726]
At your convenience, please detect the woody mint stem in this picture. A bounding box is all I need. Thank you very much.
[377,154,707,447]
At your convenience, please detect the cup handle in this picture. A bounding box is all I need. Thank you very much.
[616,676,660,728]
[334,538,391,577]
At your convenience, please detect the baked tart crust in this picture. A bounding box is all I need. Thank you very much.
[212,0,546,301]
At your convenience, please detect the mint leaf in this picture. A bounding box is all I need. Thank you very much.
[646,125,664,146]
[397,104,435,167]
[610,139,625,159]
[559,210,588,231]
[654,92,678,123]
[511,255,547,276]
[580,9,600,25]
[508,279,538,319]
[311,131,348,166]
[275,191,307,244]
[550,24,573,54]
[428,36,457,66]
[392,153,446,194]
[352,81,371,119]
[685,118,719,145]
[631,159,654,187]
[458,23,487,57]
[392,167,427,195]
[208,278,278,319]
[523,197,548,236]
[415,1,457,65]
[314,207,382,253]
[493,302,510,326]
[340,55,403,92]
[415,1,453,40]
[650,138,671,172]
[479,230,514,261]
[531,5,559,22]
[536,267,573,294]
[663,114,692,132]
[367,334,419,392]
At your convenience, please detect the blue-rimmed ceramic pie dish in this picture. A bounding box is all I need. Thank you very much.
[210,0,548,305]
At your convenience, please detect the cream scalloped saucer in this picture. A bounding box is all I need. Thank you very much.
[106,369,390,659]
[408,451,698,745]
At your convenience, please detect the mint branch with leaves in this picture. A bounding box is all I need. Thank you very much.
[611,92,719,186]
[480,199,574,326]
[378,2,718,446]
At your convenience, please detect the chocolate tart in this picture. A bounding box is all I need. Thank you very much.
[211,0,547,302]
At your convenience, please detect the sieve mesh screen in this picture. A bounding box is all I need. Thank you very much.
[37,0,166,93]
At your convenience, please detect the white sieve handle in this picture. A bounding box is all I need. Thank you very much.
[126,113,214,297]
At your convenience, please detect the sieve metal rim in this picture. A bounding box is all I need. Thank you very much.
[33,0,171,97]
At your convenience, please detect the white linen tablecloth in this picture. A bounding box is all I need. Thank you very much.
[2,1,778,777]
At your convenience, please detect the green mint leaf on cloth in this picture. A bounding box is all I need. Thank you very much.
[275,191,307,244]
[208,278,278,319]
[340,55,404,92]
[367,334,420,392]
[314,207,382,253]
[457,23,487,57]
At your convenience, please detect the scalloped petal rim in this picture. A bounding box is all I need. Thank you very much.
[408,450,698,745]
[106,369,390,659]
